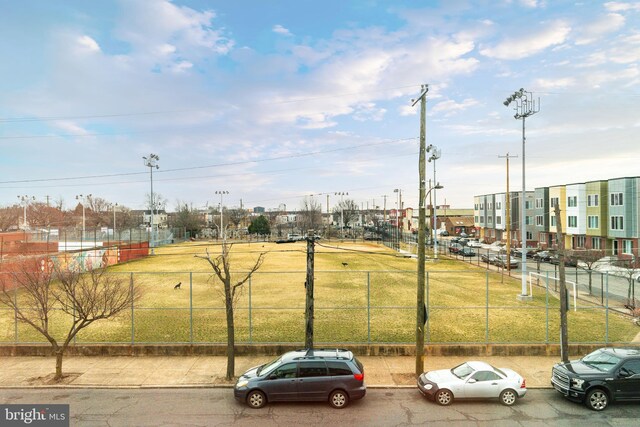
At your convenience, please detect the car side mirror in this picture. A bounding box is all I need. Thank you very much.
[468,378,477,384]
[269,373,278,380]
[618,368,631,378]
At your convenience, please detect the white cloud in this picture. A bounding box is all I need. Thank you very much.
[604,2,640,12]
[399,105,418,116]
[480,20,570,59]
[533,77,575,89]
[273,24,293,36]
[575,13,625,45]
[431,98,479,116]
[76,35,101,53]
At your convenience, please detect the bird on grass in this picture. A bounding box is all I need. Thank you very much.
[174,282,182,290]
[342,262,348,267]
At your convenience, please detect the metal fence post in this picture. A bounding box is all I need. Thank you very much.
[130,272,134,345]
[545,271,549,344]
[249,276,253,344]
[426,271,430,343]
[605,272,609,344]
[485,271,489,344]
[367,271,371,344]
[14,285,18,344]
[189,272,193,344]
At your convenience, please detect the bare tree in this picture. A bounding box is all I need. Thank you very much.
[226,208,247,233]
[195,243,265,380]
[613,256,640,309]
[29,203,66,229]
[298,196,322,232]
[569,249,605,295]
[333,199,359,229]
[0,258,140,381]
[0,205,21,231]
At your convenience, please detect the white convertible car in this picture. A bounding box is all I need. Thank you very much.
[417,361,527,406]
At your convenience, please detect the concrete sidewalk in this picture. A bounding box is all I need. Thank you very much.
[0,355,557,389]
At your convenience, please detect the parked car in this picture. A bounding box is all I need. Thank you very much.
[458,238,469,246]
[459,247,476,257]
[234,348,366,409]
[448,243,463,254]
[551,347,640,411]
[481,253,499,264]
[450,236,460,243]
[533,251,553,262]
[467,240,483,248]
[418,361,527,406]
[459,232,469,238]
[494,255,519,269]
[548,254,578,267]
[439,230,449,237]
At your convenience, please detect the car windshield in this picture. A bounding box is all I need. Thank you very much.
[581,349,622,371]
[451,363,475,379]
[257,356,282,376]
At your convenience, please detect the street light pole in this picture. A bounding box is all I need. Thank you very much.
[75,194,92,240]
[504,89,539,300]
[143,154,160,255]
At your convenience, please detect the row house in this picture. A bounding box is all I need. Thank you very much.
[478,176,640,258]
[474,192,535,246]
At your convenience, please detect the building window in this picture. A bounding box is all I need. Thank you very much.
[611,192,624,206]
[587,194,599,207]
[536,215,544,226]
[550,197,559,208]
[592,237,601,249]
[576,235,586,248]
[568,216,577,227]
[488,217,493,224]
[526,231,533,240]
[474,203,478,210]
[488,203,493,210]
[551,216,557,226]
[623,240,633,255]
[611,216,624,230]
[496,216,502,225]
[525,200,532,209]
[480,203,484,209]
[588,215,599,229]
[526,216,533,225]
[474,216,478,223]
[535,198,543,209]
[567,196,577,207]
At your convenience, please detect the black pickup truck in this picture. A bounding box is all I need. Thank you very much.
[551,347,640,411]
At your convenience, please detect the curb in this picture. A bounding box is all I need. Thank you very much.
[0,384,554,390]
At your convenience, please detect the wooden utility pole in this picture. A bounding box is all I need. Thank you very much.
[305,229,315,349]
[413,84,429,376]
[554,204,569,363]
[499,153,517,272]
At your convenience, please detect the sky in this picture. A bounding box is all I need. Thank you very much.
[1,0,639,214]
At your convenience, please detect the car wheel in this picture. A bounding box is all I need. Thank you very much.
[246,390,266,409]
[329,390,349,409]
[585,388,608,411]
[435,389,453,406]
[499,389,517,406]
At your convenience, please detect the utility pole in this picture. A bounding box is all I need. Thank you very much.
[381,195,387,222]
[412,83,429,376]
[499,153,518,272]
[305,229,315,349]
[555,204,569,363]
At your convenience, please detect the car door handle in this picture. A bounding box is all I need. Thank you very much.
[491,383,498,385]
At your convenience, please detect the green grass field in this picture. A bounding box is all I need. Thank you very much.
[0,240,637,344]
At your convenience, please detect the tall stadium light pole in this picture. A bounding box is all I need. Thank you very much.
[504,89,539,300]
[215,191,229,252]
[143,154,160,255]
[111,203,119,234]
[17,195,35,230]
[428,146,441,259]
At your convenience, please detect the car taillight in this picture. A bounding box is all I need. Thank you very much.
[520,379,526,388]
[354,373,364,381]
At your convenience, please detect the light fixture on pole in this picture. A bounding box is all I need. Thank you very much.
[215,191,229,249]
[75,194,92,240]
[334,192,348,238]
[17,195,35,230]
[428,146,442,259]
[143,154,160,255]
[504,88,540,301]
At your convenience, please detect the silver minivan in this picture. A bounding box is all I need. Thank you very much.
[234,348,366,409]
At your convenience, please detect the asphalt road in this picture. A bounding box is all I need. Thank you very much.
[1,388,639,426]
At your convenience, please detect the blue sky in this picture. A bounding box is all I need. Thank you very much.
[1,0,639,213]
